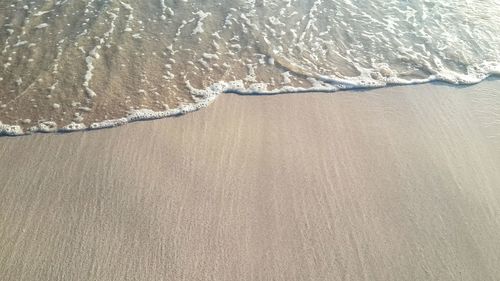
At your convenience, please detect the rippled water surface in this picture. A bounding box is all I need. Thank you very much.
[1,0,499,134]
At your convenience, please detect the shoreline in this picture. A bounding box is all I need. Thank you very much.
[2,76,499,137]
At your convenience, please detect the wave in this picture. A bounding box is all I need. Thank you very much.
[1,0,500,136]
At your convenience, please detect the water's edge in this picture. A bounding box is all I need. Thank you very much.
[2,75,498,137]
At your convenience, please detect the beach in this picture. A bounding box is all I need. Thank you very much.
[1,80,500,280]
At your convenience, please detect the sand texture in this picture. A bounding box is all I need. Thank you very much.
[1,80,500,281]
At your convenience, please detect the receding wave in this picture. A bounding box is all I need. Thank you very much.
[1,0,499,135]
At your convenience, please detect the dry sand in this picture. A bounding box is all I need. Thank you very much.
[1,80,500,281]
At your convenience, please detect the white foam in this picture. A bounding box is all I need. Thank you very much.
[13,41,28,47]
[35,23,49,29]
[119,1,133,11]
[0,122,24,136]
[60,122,87,132]
[30,121,58,133]
[90,118,128,130]
[33,11,51,17]
[192,11,211,35]
[203,53,219,60]
[83,54,97,98]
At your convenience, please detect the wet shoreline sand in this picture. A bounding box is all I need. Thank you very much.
[1,81,500,280]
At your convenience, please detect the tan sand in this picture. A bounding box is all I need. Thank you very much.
[1,80,500,281]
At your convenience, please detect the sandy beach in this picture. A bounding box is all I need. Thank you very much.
[1,80,500,281]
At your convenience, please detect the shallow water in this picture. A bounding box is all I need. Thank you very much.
[1,0,499,135]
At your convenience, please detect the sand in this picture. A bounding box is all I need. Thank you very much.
[1,80,500,281]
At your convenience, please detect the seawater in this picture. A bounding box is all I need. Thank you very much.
[1,0,499,135]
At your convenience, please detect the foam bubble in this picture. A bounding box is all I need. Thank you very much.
[30,121,58,133]
[60,122,87,132]
[0,123,24,136]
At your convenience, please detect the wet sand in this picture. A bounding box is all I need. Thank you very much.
[1,81,500,281]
